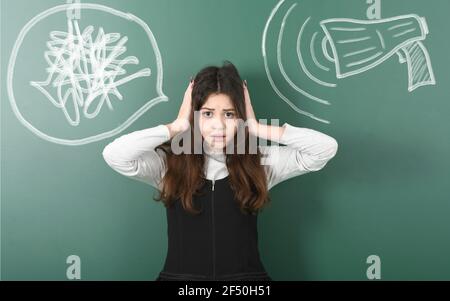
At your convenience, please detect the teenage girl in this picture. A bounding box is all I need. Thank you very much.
[102,61,338,281]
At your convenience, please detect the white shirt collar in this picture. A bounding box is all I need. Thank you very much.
[203,144,229,181]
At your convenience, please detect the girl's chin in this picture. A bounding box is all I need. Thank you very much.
[206,140,230,150]
[209,142,225,149]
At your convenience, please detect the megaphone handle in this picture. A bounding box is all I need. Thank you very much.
[400,41,435,91]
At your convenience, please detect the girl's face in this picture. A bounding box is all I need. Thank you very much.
[199,93,238,152]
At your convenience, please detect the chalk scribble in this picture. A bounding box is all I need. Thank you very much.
[8,3,168,145]
[30,18,152,126]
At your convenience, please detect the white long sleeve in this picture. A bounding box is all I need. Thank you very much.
[102,122,338,192]
[102,124,171,190]
[260,122,338,190]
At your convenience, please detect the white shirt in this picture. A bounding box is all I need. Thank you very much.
[102,123,338,191]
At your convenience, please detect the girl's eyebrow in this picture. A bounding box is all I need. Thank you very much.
[201,107,235,111]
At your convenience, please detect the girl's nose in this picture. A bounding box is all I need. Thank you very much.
[211,116,226,129]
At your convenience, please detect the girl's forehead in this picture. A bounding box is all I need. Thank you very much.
[203,93,233,107]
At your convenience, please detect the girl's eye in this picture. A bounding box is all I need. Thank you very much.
[225,112,235,118]
[202,111,213,118]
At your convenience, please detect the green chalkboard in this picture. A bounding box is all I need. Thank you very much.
[2,0,450,280]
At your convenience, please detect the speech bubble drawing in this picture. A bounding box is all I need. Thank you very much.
[7,3,168,145]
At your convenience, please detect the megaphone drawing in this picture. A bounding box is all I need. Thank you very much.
[262,0,437,124]
[320,14,435,91]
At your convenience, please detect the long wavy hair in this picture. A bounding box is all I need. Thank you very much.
[154,61,270,214]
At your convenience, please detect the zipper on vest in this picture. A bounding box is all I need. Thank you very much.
[211,179,216,280]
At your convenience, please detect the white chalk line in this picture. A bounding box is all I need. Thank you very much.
[297,17,336,87]
[262,0,331,124]
[7,3,168,145]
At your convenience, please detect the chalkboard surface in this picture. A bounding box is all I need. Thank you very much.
[2,0,450,280]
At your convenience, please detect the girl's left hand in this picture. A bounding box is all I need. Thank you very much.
[243,80,258,136]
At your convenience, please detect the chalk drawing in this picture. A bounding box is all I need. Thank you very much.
[262,0,435,124]
[7,3,168,145]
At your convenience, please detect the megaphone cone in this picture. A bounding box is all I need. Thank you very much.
[320,14,435,91]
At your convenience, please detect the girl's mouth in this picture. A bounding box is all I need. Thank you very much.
[211,135,226,141]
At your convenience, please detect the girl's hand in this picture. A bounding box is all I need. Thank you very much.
[167,78,194,138]
[243,80,286,141]
[243,80,258,136]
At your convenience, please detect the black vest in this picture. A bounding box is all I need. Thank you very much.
[156,176,271,281]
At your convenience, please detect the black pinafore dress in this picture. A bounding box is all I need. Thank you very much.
[155,176,272,281]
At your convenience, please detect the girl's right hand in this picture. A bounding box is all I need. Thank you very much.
[166,79,194,138]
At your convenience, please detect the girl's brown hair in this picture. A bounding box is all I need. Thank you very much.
[154,61,270,214]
